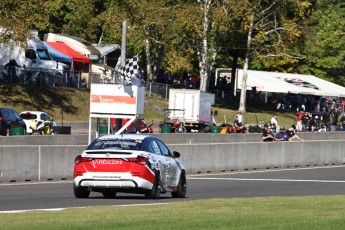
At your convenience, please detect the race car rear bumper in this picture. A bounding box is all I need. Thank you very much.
[74,174,153,190]
[78,179,138,188]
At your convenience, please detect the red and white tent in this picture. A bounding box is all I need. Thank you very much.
[45,41,91,72]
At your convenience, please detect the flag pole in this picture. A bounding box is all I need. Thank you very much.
[116,20,128,131]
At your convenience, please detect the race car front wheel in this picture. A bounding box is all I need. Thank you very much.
[171,172,187,198]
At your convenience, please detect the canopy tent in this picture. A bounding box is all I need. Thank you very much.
[235,69,345,98]
[92,43,121,68]
[43,42,72,63]
[46,42,90,63]
[45,41,91,72]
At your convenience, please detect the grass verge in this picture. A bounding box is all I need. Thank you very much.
[0,84,297,126]
[1,196,345,230]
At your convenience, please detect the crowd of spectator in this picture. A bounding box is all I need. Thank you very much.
[262,124,303,142]
[155,70,201,89]
[295,99,344,132]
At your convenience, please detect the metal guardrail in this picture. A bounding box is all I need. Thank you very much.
[0,65,84,88]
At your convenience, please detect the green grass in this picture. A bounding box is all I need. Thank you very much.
[0,84,297,126]
[1,196,345,229]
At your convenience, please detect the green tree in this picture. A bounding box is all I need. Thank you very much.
[236,0,313,112]
[44,0,102,42]
[0,0,47,46]
[98,0,174,82]
[304,0,345,85]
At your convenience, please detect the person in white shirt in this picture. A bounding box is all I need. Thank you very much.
[235,112,243,125]
[270,114,279,133]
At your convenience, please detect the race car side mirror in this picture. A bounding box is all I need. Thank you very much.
[173,151,180,158]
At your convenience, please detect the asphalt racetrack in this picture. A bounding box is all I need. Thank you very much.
[0,165,345,213]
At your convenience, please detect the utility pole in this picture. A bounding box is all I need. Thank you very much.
[120,20,127,71]
[117,20,128,130]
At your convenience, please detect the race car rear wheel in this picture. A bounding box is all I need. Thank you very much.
[145,174,161,199]
[171,172,187,198]
[74,185,90,198]
[102,190,117,198]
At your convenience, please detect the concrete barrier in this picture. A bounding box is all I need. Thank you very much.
[1,140,345,183]
[0,131,344,146]
[39,146,86,181]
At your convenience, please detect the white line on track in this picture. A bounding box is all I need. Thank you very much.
[187,165,345,177]
[0,203,171,214]
[0,208,66,214]
[111,202,171,207]
[0,181,71,187]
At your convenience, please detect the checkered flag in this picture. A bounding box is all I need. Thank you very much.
[120,56,140,85]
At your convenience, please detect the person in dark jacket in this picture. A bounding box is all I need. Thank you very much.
[262,124,274,142]
[286,125,303,141]
[322,109,331,132]
[274,127,288,141]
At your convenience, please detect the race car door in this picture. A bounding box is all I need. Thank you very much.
[148,139,179,188]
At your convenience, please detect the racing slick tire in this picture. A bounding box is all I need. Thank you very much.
[171,172,187,198]
[102,190,117,198]
[145,174,161,199]
[74,184,90,198]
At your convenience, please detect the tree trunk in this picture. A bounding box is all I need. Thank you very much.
[238,13,255,113]
[153,46,164,82]
[199,0,211,92]
[145,37,153,82]
[230,50,239,94]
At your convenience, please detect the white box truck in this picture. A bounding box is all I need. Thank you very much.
[0,36,70,85]
[164,89,215,132]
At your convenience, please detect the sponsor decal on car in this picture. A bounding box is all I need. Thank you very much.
[93,175,121,179]
[91,159,123,168]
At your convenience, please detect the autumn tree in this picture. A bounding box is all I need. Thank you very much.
[0,0,48,46]
[236,0,313,112]
[304,0,345,85]
[95,0,176,82]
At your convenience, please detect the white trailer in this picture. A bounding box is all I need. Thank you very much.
[166,89,215,132]
[0,36,70,85]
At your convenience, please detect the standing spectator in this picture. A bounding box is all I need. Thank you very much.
[274,127,288,141]
[262,124,274,142]
[308,115,318,132]
[286,125,303,141]
[322,109,331,132]
[331,107,339,130]
[340,114,345,129]
[5,59,20,84]
[296,108,304,132]
[139,68,145,82]
[270,114,278,133]
[163,70,169,84]
[301,112,311,132]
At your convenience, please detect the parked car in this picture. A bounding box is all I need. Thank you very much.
[19,111,54,134]
[73,134,187,199]
[0,108,26,136]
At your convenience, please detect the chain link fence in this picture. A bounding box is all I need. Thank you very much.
[0,65,233,103]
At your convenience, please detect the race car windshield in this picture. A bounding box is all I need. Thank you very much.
[87,138,143,151]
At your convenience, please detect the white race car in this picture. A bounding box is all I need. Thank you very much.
[73,134,187,199]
